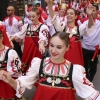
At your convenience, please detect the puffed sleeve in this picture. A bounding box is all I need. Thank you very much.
[15,57,41,98]
[72,64,100,100]
[18,20,23,31]
[50,15,65,31]
[7,49,21,77]
[79,20,97,36]
[13,23,28,39]
[38,24,49,46]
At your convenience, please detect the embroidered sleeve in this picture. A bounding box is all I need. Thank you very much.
[85,92,100,100]
[72,64,99,99]
[15,80,25,98]
[14,24,28,39]
[7,49,21,77]
[38,24,49,46]
[15,57,41,97]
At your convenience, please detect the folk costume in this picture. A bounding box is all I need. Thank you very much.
[14,57,100,100]
[14,23,49,72]
[3,15,23,59]
[49,15,84,66]
[0,25,21,99]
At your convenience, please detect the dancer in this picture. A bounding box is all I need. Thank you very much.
[45,0,84,66]
[0,32,100,100]
[11,7,49,72]
[0,25,21,99]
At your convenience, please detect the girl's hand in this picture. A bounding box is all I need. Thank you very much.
[39,44,45,54]
[0,70,12,84]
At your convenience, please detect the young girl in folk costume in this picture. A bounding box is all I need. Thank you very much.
[11,7,49,72]
[46,3,67,36]
[0,32,100,100]
[45,0,84,66]
[0,25,21,99]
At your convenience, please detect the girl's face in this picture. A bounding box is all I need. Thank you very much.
[49,36,69,61]
[66,9,77,23]
[59,8,66,16]
[29,11,39,24]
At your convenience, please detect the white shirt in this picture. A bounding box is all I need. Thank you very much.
[13,23,49,46]
[3,15,23,37]
[0,46,21,78]
[78,18,100,50]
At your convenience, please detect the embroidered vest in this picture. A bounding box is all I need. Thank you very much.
[39,58,74,89]
[26,24,43,37]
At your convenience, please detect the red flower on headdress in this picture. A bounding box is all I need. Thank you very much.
[38,7,48,24]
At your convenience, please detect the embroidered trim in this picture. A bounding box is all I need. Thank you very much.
[16,80,22,98]
[39,83,75,90]
[42,58,71,77]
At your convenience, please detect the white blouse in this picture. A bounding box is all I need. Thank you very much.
[0,46,21,78]
[13,23,49,46]
[15,57,100,100]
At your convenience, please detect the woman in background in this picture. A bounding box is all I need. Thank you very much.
[0,25,21,99]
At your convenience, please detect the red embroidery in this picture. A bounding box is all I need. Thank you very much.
[39,78,46,82]
[42,29,48,37]
[46,63,53,71]
[61,80,71,87]
[10,59,14,66]
[83,78,91,86]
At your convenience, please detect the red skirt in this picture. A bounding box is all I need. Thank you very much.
[64,40,84,66]
[33,84,76,100]
[21,36,42,70]
[0,78,16,99]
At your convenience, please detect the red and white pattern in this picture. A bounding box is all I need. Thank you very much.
[15,57,100,99]
[0,46,21,77]
[14,23,49,46]
[44,58,70,76]
[3,15,23,37]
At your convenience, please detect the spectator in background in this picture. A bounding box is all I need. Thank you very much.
[3,6,23,59]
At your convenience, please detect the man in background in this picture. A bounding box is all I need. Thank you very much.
[3,6,23,59]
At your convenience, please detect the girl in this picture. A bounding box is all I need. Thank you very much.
[0,25,21,99]
[11,7,49,72]
[46,3,67,36]
[0,32,100,100]
[45,0,84,66]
